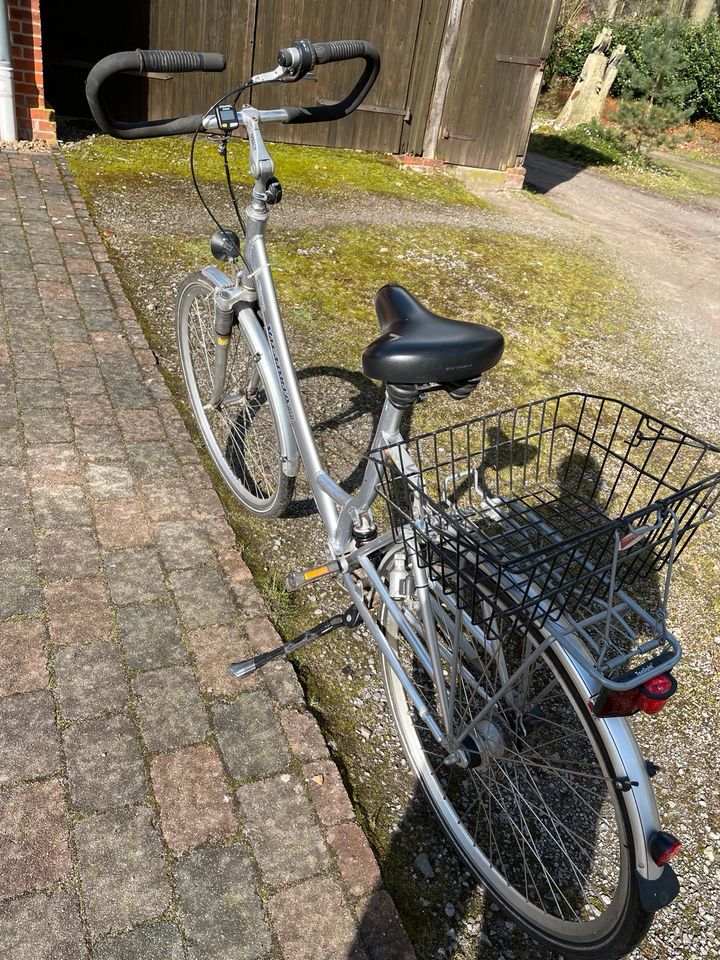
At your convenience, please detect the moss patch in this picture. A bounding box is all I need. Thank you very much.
[142,222,633,423]
[64,134,485,207]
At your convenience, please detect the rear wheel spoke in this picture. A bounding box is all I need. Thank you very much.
[379,547,650,953]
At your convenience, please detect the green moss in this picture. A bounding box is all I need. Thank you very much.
[150,222,631,424]
[64,134,485,206]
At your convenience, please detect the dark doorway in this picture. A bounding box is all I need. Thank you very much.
[40,0,151,125]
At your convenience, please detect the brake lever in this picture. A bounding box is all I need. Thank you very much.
[249,65,285,85]
[272,72,319,85]
[249,67,318,87]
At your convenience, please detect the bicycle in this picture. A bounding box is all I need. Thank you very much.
[87,41,720,960]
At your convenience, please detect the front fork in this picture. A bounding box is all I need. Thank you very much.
[210,288,236,407]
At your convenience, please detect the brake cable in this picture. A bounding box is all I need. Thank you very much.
[189,80,251,266]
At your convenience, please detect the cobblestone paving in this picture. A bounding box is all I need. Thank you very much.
[0,149,415,960]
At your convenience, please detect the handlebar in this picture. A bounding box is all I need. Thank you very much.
[85,40,380,140]
[279,40,380,125]
[86,49,227,139]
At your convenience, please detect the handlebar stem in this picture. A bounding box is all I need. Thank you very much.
[243,110,275,184]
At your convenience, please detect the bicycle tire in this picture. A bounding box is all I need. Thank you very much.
[376,545,654,960]
[176,272,294,517]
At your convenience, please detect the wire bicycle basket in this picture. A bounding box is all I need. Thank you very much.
[372,393,720,689]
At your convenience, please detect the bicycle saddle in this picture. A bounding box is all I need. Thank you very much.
[362,285,504,388]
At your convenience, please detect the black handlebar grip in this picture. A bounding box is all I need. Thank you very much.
[312,40,370,65]
[86,49,225,140]
[282,40,380,126]
[138,49,225,73]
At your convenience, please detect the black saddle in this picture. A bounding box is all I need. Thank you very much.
[362,285,504,402]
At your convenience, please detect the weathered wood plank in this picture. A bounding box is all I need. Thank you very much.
[145,0,561,171]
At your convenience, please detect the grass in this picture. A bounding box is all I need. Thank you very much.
[64,133,485,206]
[529,119,720,201]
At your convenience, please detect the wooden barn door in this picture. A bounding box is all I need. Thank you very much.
[436,0,560,169]
[250,0,423,153]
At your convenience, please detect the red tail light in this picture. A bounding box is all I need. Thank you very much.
[591,673,677,718]
[635,674,676,714]
[650,831,682,866]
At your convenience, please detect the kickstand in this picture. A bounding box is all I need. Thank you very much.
[229,605,362,679]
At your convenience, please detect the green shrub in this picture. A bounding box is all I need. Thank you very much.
[546,14,720,122]
[680,16,720,121]
[615,18,695,150]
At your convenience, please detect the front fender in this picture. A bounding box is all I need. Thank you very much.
[235,305,299,477]
[198,269,299,478]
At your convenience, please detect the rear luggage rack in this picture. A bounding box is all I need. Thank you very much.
[372,393,720,690]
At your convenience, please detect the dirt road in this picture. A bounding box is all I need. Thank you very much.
[522,151,720,343]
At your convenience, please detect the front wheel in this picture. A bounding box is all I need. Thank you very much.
[377,546,655,960]
[176,272,294,517]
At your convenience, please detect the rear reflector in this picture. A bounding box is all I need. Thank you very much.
[650,831,682,866]
[591,673,677,718]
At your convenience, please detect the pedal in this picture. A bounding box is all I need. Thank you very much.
[229,605,362,679]
[285,558,345,592]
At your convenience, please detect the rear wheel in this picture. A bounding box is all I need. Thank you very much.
[377,546,654,960]
[176,272,294,517]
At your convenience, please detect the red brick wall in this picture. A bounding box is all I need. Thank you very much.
[7,0,56,141]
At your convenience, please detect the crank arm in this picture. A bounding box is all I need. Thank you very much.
[228,605,362,679]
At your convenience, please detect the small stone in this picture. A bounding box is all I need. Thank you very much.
[414,852,435,879]
[445,903,455,918]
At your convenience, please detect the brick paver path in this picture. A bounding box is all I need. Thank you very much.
[0,148,415,960]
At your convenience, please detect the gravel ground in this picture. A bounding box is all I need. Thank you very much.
[69,152,720,960]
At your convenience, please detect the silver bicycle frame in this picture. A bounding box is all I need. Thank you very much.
[201,106,665,879]
[209,106,404,552]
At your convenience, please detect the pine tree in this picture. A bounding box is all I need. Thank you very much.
[615,17,696,151]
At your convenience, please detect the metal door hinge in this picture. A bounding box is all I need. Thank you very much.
[496,55,546,67]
